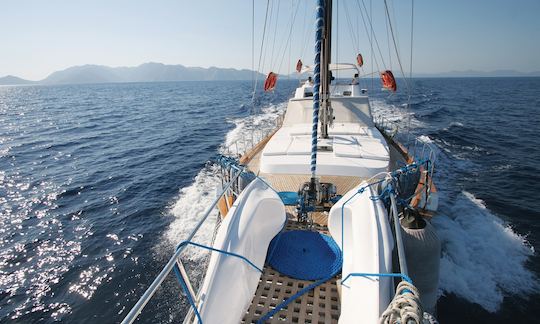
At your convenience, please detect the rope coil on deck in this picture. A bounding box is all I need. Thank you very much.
[267,230,342,281]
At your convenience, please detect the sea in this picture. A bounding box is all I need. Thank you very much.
[1,77,539,323]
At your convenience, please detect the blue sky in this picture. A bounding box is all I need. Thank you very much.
[1,0,539,80]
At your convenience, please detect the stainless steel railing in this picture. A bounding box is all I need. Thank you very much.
[223,114,284,157]
[374,115,399,138]
[121,165,245,324]
[374,115,437,178]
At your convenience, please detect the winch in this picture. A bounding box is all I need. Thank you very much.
[296,178,338,224]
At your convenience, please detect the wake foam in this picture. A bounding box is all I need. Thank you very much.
[162,102,286,261]
[372,98,538,312]
[162,96,539,314]
[370,98,423,128]
[223,103,287,154]
[432,191,537,312]
[163,166,220,260]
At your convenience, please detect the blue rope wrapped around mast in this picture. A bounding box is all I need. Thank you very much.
[311,0,324,178]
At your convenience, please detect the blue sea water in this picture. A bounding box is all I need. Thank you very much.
[0,78,539,323]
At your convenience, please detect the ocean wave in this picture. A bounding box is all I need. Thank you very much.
[160,92,539,317]
[162,102,286,262]
[432,191,538,312]
[162,166,220,259]
[449,121,464,128]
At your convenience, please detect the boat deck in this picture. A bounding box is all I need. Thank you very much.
[242,221,341,324]
[239,129,408,323]
[241,149,366,323]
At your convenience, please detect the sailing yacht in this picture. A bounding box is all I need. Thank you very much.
[122,0,440,323]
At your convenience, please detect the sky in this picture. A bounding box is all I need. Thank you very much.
[1,0,539,80]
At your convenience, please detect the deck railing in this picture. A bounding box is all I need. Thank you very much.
[374,115,437,178]
[223,114,284,157]
[121,164,245,324]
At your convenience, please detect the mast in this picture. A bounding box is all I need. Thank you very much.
[310,0,333,182]
[320,0,333,139]
[307,0,334,206]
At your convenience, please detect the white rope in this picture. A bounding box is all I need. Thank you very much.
[380,281,424,324]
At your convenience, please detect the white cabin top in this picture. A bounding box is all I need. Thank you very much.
[260,79,390,178]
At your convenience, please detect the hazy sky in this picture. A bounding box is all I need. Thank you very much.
[1,0,539,80]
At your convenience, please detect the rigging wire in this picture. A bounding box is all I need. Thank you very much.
[260,0,275,74]
[269,0,281,71]
[389,0,401,54]
[288,0,293,79]
[342,1,359,52]
[252,0,271,114]
[354,0,384,71]
[251,0,255,94]
[383,0,410,93]
[299,3,313,66]
[406,0,415,145]
[370,0,374,91]
[342,0,367,88]
[276,0,302,75]
[385,5,392,70]
[336,0,339,81]
[298,2,309,60]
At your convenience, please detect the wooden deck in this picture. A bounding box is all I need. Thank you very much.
[242,220,341,324]
[238,127,411,323]
[240,138,364,323]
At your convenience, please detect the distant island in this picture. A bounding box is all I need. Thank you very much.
[1,63,539,86]
[0,62,266,85]
[414,69,540,78]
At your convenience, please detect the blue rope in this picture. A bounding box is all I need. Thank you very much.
[310,0,324,178]
[173,265,203,324]
[265,219,288,267]
[176,241,263,273]
[211,154,430,323]
[172,240,265,324]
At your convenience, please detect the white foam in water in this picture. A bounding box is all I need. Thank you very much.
[164,166,220,259]
[163,97,538,314]
[432,191,537,312]
[374,98,538,312]
[223,103,287,154]
[163,102,287,261]
[370,99,422,128]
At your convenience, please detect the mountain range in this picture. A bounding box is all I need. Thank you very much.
[414,69,540,78]
[1,63,540,85]
[0,63,265,85]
